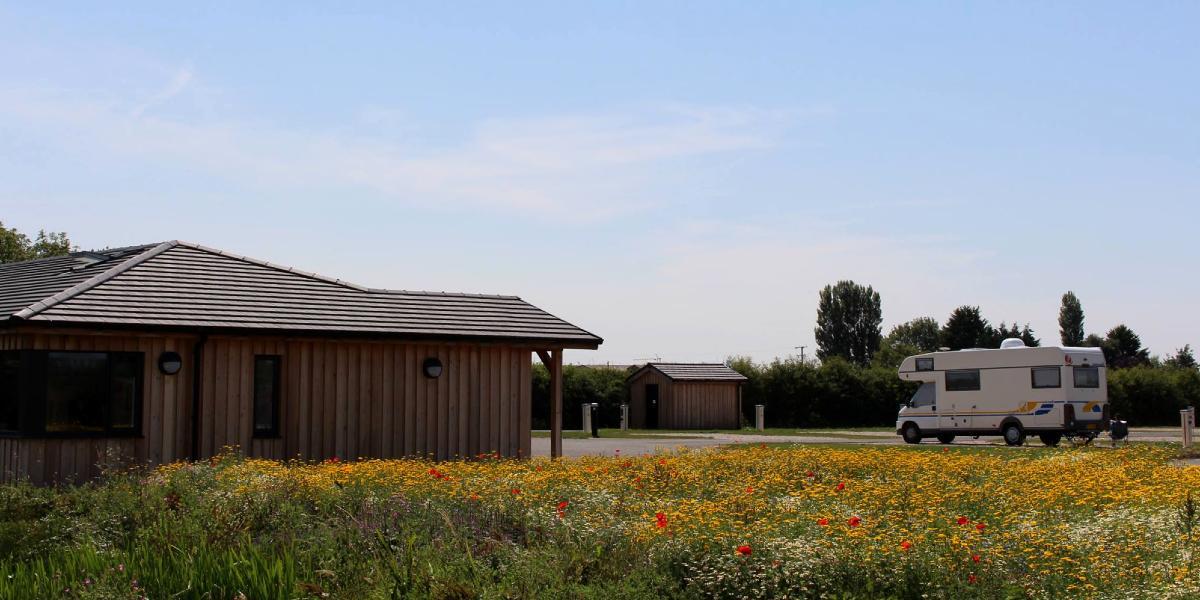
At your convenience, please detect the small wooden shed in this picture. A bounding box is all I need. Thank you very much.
[626,363,746,429]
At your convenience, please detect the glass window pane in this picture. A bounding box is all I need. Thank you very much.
[46,352,107,433]
[915,358,934,372]
[109,354,140,430]
[1032,367,1061,389]
[945,370,980,391]
[1073,367,1100,388]
[0,352,19,432]
[254,356,279,436]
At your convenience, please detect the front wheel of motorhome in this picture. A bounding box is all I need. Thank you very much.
[1002,423,1025,446]
[1038,432,1062,447]
[902,423,922,444]
[936,433,955,444]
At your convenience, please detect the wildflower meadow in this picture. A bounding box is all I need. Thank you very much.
[1,444,1199,599]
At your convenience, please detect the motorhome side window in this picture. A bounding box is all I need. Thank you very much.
[945,369,981,391]
[1031,367,1061,389]
[910,382,935,407]
[1073,366,1100,388]
[915,358,934,372]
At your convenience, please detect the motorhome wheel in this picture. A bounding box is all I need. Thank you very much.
[1038,432,1062,447]
[902,424,922,444]
[1002,423,1025,446]
[936,433,955,444]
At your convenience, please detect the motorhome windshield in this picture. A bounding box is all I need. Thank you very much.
[909,382,935,407]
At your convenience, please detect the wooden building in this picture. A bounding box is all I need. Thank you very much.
[626,363,747,429]
[0,241,600,483]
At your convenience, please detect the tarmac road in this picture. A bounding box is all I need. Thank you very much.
[530,427,1184,458]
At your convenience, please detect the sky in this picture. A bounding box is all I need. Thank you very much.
[0,2,1197,365]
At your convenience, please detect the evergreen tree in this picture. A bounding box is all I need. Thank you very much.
[1058,291,1085,346]
[1166,345,1197,369]
[1102,324,1150,368]
[814,281,883,366]
[939,306,996,350]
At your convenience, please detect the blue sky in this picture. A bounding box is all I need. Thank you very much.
[1,2,1196,363]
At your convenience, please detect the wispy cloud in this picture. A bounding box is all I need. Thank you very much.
[0,77,790,221]
[129,67,194,118]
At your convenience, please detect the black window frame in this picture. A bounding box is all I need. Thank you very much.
[253,355,282,439]
[0,350,145,439]
[1073,366,1100,389]
[915,358,934,372]
[945,369,981,392]
[0,351,21,434]
[1031,366,1062,389]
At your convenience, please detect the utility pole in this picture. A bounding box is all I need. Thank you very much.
[794,346,806,364]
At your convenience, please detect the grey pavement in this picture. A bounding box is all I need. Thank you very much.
[530,427,1189,457]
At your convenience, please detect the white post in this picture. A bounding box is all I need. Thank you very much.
[1183,408,1195,448]
[755,405,765,431]
[581,403,592,434]
[620,404,629,430]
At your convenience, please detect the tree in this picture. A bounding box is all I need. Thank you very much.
[1102,324,1150,368]
[874,317,940,368]
[994,322,1040,347]
[1058,291,1085,347]
[0,221,73,263]
[1166,345,1197,370]
[1083,333,1105,348]
[814,281,882,367]
[939,306,996,350]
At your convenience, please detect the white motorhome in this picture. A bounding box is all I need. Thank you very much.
[895,339,1108,446]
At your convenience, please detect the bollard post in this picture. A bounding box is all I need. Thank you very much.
[620,404,629,430]
[755,405,765,431]
[1183,407,1195,449]
[581,403,591,436]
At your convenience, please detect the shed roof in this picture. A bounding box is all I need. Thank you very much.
[0,241,601,348]
[630,362,748,382]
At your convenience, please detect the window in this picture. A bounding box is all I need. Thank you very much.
[909,382,935,407]
[945,369,981,391]
[915,358,934,372]
[1073,366,1100,389]
[253,356,281,438]
[0,352,19,432]
[1031,367,1062,389]
[42,351,143,436]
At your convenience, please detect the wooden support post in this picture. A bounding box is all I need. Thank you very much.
[537,349,564,459]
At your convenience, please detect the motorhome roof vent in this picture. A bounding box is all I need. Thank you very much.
[1000,338,1026,349]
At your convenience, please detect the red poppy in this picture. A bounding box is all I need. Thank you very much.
[968,574,978,584]
[745,486,754,494]
[975,523,986,531]
[805,470,815,478]
[836,482,845,491]
[848,516,862,527]
[972,554,981,563]
[658,458,667,465]
[736,544,752,556]
[817,517,829,526]
[900,540,913,550]
[510,488,521,495]
[556,500,569,518]
[655,512,668,528]
[956,516,969,526]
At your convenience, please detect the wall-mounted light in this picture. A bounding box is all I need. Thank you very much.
[423,357,443,379]
[158,351,183,375]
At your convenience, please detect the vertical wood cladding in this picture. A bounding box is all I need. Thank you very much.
[628,368,741,429]
[0,329,534,484]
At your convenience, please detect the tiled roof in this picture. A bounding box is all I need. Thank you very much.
[0,241,601,347]
[634,363,748,382]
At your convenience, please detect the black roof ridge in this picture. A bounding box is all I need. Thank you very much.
[13,241,177,320]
